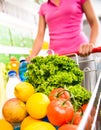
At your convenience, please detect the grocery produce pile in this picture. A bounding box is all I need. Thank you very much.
[1,82,92,130]
[0,55,93,130]
[25,55,84,95]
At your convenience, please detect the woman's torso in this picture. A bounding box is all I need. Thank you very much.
[39,0,88,55]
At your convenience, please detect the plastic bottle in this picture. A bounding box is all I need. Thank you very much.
[9,57,20,75]
[6,70,21,100]
[19,57,28,82]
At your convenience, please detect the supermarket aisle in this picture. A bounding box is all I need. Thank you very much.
[83,0,101,47]
[83,18,101,47]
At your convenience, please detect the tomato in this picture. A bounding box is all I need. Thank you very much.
[85,115,92,130]
[48,88,70,101]
[47,98,74,126]
[58,124,78,130]
[78,103,88,113]
[90,106,96,123]
[81,104,88,112]
[91,106,96,117]
[73,111,82,125]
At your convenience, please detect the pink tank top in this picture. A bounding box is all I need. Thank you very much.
[39,0,88,55]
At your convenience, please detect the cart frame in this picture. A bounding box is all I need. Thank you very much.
[66,53,101,130]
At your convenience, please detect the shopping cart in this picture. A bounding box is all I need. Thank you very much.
[14,47,101,130]
[46,47,101,130]
[63,47,101,130]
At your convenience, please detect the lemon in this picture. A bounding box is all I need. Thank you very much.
[26,93,50,119]
[14,82,35,102]
[24,121,56,130]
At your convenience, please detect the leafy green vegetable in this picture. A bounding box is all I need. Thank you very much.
[25,55,84,95]
[67,85,92,111]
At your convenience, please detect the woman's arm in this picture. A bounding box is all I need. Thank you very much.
[27,15,46,61]
[79,0,100,56]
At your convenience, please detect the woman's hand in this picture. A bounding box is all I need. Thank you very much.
[78,43,94,56]
[26,55,33,62]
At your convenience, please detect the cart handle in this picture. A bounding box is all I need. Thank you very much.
[59,46,101,56]
[73,46,101,55]
[91,46,101,53]
[64,46,101,65]
[56,47,101,56]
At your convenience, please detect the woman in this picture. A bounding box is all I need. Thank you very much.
[27,0,99,90]
[27,0,99,59]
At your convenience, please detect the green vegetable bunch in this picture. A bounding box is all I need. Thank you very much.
[25,55,84,95]
[67,85,91,111]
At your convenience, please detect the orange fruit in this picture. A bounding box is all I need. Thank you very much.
[14,82,35,102]
[0,119,14,130]
[2,98,27,123]
[26,93,50,119]
[20,116,41,130]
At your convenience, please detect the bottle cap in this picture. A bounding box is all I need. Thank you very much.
[8,70,17,77]
[19,57,26,62]
[10,56,17,61]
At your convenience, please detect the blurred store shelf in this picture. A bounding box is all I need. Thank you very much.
[92,0,101,18]
[0,0,100,54]
[83,0,101,47]
[0,45,30,54]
